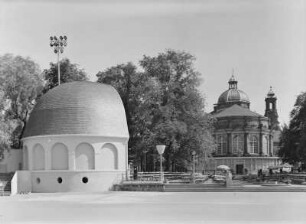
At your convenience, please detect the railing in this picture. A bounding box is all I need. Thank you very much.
[129,172,208,183]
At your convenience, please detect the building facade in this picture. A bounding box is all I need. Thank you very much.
[206,76,281,174]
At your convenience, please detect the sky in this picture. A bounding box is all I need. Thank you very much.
[0,0,305,125]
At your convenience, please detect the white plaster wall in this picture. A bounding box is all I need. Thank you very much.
[0,149,22,173]
[22,135,128,172]
[31,171,125,193]
[10,170,32,195]
[33,144,45,170]
[21,135,128,193]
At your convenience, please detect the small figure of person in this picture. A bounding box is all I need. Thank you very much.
[244,168,248,175]
[133,166,138,180]
[225,170,233,187]
[269,169,273,176]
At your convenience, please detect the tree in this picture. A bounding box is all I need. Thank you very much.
[0,54,44,149]
[43,58,88,92]
[0,90,13,157]
[96,50,215,171]
[140,50,215,171]
[278,92,306,165]
[96,62,157,169]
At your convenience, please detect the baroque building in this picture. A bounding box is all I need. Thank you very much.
[206,76,281,174]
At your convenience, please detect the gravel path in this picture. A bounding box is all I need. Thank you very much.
[1,191,306,223]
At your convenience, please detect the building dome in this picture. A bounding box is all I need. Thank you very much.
[23,81,129,138]
[217,75,250,105]
[218,89,250,104]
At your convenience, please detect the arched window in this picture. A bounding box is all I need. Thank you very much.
[217,135,227,155]
[249,135,259,154]
[232,134,243,154]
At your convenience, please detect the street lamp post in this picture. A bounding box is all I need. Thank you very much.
[50,35,67,86]
[156,145,166,182]
[143,149,148,172]
[192,150,196,183]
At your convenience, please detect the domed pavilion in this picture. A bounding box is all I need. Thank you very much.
[207,76,281,174]
[15,81,129,193]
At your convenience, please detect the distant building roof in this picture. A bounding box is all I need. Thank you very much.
[213,104,264,118]
[215,76,250,112]
[218,89,250,105]
[23,81,129,138]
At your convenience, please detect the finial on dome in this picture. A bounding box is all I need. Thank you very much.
[229,75,236,82]
[267,86,275,97]
[228,72,237,89]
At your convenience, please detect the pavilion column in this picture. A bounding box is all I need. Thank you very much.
[69,149,76,170]
[45,146,51,170]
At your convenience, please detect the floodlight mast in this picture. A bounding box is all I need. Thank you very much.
[50,36,67,85]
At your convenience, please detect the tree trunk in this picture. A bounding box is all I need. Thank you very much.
[17,111,28,149]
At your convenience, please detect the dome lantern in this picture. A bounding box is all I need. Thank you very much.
[228,75,238,89]
[267,86,275,98]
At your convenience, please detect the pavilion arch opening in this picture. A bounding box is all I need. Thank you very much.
[23,146,29,170]
[33,144,45,170]
[51,143,69,170]
[96,143,118,170]
[75,143,95,170]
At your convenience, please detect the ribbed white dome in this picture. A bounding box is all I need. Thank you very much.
[218,89,250,104]
[217,75,250,105]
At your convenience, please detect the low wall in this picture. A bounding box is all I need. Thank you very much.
[205,157,281,174]
[31,170,125,193]
[11,171,32,195]
[116,182,165,192]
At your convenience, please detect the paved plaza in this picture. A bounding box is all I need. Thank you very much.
[1,191,306,224]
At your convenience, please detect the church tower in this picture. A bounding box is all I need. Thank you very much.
[265,86,279,130]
